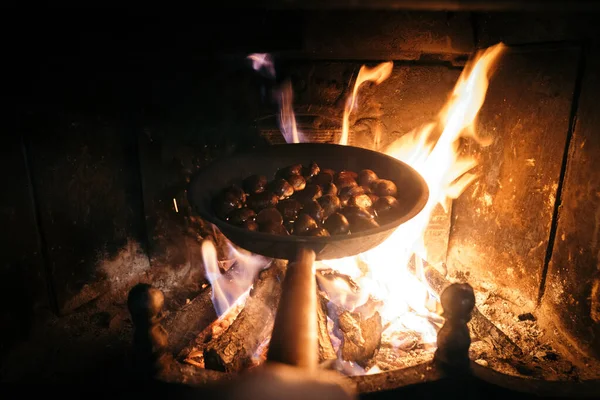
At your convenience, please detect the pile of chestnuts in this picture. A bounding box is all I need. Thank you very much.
[213,162,401,237]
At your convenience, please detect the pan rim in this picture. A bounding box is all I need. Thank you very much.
[189,143,430,246]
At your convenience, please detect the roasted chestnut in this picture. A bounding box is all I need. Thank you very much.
[303,161,320,178]
[260,221,289,235]
[242,220,259,231]
[269,178,295,200]
[307,227,330,237]
[294,184,322,202]
[357,169,379,187]
[288,175,307,191]
[301,200,325,223]
[342,205,376,221]
[225,185,247,203]
[348,193,373,209]
[277,198,303,221]
[278,163,303,178]
[324,213,350,235]
[372,179,398,197]
[293,214,319,235]
[243,175,267,194]
[322,182,338,196]
[339,186,365,207]
[335,176,358,191]
[342,205,379,232]
[352,216,380,232]
[321,168,336,177]
[318,194,341,219]
[336,170,358,181]
[367,193,379,204]
[216,162,399,237]
[311,171,333,187]
[373,196,400,220]
[284,220,295,234]
[247,192,278,211]
[214,192,243,219]
[256,207,284,227]
[228,207,256,225]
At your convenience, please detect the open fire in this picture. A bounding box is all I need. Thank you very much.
[191,43,506,375]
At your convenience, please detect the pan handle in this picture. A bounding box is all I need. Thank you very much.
[267,247,318,370]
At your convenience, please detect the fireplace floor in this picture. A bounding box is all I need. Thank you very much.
[177,262,600,384]
[2,255,599,388]
[0,305,133,384]
[467,279,600,382]
[0,242,205,384]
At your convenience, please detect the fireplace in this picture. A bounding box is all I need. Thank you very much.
[1,4,600,397]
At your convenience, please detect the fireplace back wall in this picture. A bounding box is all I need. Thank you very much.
[1,7,599,378]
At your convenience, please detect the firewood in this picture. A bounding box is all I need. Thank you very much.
[338,309,382,367]
[326,298,382,367]
[317,292,337,362]
[164,284,217,356]
[180,298,246,365]
[203,260,286,372]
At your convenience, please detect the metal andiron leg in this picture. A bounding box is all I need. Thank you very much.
[435,283,475,372]
[128,283,170,381]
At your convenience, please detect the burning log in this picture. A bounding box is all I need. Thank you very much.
[203,260,286,372]
[166,256,248,356]
[164,284,218,356]
[339,310,382,367]
[180,296,246,365]
[328,299,383,367]
[317,292,337,362]
[411,259,523,358]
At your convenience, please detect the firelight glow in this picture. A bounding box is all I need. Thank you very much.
[318,43,506,352]
[205,44,505,371]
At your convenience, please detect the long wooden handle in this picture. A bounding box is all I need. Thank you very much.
[267,247,317,370]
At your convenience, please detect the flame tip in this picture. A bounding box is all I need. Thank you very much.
[238,44,505,370]
[321,44,504,359]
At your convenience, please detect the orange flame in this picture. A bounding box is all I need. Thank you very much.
[319,43,506,354]
[209,45,505,372]
[278,81,303,143]
[340,62,393,146]
[248,53,304,143]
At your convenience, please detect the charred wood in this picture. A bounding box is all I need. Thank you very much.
[317,269,360,292]
[469,309,523,357]
[317,292,337,362]
[328,298,383,367]
[203,260,286,372]
[339,310,382,367]
[164,285,218,356]
[179,295,246,364]
[165,256,249,357]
